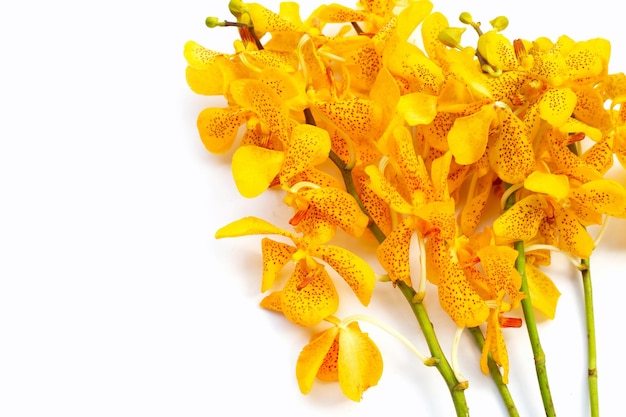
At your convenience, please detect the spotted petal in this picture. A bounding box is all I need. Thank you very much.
[196,107,250,154]
[421,12,449,63]
[539,88,577,127]
[566,39,610,80]
[230,79,290,143]
[389,126,434,202]
[313,98,382,142]
[477,31,518,71]
[183,40,222,70]
[554,206,595,258]
[489,111,535,184]
[261,238,296,292]
[281,261,338,326]
[314,245,376,306]
[376,217,415,285]
[247,2,303,33]
[493,195,548,241]
[438,259,490,328]
[477,245,523,307]
[364,165,414,214]
[280,124,331,184]
[301,187,370,238]
[384,38,444,95]
[570,179,626,217]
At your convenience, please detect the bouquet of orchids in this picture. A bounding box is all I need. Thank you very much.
[184,0,626,415]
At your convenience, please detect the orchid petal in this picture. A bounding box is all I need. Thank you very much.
[232,145,284,197]
[281,261,338,326]
[338,322,384,402]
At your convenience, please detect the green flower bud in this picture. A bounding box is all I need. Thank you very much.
[205,16,223,28]
[229,0,246,18]
[459,11,482,35]
[490,16,509,32]
[459,12,474,25]
[438,27,466,49]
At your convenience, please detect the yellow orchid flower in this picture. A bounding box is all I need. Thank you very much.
[296,320,383,401]
[215,216,377,325]
[195,77,292,157]
[494,161,626,261]
[493,183,595,259]
[272,259,339,326]
[284,185,370,242]
[449,240,526,383]
[365,127,455,285]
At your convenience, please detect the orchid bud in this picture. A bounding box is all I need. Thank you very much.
[438,27,466,49]
[490,16,509,32]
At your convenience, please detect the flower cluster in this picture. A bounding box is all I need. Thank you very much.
[185,0,626,413]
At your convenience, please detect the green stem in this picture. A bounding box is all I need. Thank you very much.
[398,282,469,417]
[468,327,520,417]
[568,141,599,417]
[515,240,556,417]
[581,258,599,417]
[504,189,556,417]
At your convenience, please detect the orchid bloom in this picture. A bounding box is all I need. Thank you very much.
[215,216,376,326]
[365,125,454,285]
[296,318,383,401]
[284,185,370,242]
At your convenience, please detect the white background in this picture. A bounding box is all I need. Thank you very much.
[1,1,625,416]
